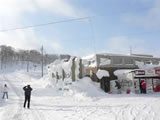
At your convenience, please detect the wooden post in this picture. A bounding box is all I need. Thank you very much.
[71,57,76,82]
[41,46,44,77]
[62,69,65,81]
[27,51,29,72]
[56,72,59,83]
[79,59,83,79]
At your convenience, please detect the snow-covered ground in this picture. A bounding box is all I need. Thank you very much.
[0,68,160,120]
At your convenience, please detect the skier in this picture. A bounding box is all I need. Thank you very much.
[23,85,32,109]
[2,84,8,99]
[115,81,121,94]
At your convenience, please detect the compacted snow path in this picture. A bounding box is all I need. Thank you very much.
[0,70,160,120]
[0,73,45,120]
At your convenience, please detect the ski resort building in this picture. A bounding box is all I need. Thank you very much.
[84,53,160,81]
[83,53,160,93]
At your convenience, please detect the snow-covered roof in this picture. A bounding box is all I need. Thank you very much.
[82,54,96,60]
[97,53,154,58]
[84,52,160,59]
[96,69,110,79]
[135,61,160,69]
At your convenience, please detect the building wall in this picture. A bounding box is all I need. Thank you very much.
[96,54,160,68]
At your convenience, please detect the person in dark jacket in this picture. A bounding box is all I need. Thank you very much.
[115,81,121,94]
[23,85,32,109]
[139,80,143,93]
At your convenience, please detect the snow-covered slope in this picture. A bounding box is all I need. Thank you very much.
[0,69,160,120]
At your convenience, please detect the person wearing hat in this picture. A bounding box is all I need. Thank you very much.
[23,85,32,109]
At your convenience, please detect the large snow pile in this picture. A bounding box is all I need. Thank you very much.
[48,57,82,82]
[82,54,97,67]
[68,77,106,97]
[37,75,106,97]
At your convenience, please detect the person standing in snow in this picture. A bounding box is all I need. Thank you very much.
[139,80,143,93]
[2,84,8,99]
[115,81,121,94]
[23,85,32,109]
[141,80,146,94]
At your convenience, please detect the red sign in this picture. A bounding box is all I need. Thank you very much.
[155,69,160,75]
[135,70,145,75]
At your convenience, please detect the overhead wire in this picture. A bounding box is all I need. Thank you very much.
[0,14,159,55]
[0,14,159,36]
[0,17,91,32]
[0,5,159,32]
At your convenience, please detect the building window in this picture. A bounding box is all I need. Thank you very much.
[124,58,134,65]
[112,57,123,64]
[144,61,152,65]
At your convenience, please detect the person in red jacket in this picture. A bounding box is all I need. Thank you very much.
[141,80,146,94]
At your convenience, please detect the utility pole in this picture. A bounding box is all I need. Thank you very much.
[27,50,30,72]
[27,57,29,72]
[130,46,132,55]
[0,52,3,70]
[41,46,44,77]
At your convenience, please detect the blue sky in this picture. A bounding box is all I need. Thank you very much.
[0,0,160,57]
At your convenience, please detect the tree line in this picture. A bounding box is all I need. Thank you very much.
[0,45,59,70]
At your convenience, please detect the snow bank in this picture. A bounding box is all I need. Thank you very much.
[68,77,106,97]
[48,57,81,79]
[38,74,106,98]
[61,59,72,75]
